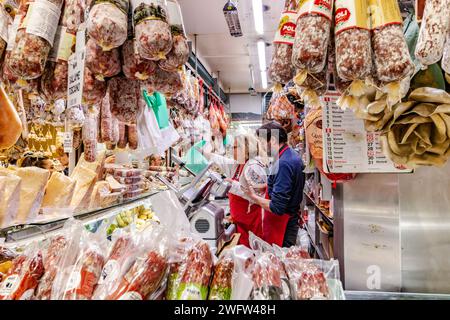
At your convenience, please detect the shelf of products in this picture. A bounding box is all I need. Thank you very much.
[304,190,333,226]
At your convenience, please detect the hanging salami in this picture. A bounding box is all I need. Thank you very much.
[414,0,450,66]
[100,90,113,142]
[268,0,298,86]
[126,124,138,150]
[122,39,156,80]
[292,0,333,75]
[82,67,107,105]
[82,108,99,163]
[158,0,189,72]
[442,32,450,74]
[370,0,414,83]
[87,0,128,50]
[334,0,372,82]
[8,0,64,80]
[85,38,121,81]
[133,0,173,61]
[108,76,141,124]
[143,66,182,97]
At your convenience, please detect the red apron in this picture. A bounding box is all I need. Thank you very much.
[262,145,291,247]
[228,163,263,248]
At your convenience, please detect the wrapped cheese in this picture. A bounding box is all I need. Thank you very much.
[158,0,189,72]
[42,172,76,208]
[8,0,64,79]
[85,38,121,81]
[0,175,21,228]
[15,167,50,224]
[133,0,173,60]
[87,0,128,50]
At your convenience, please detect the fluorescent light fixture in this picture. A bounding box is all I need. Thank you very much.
[252,0,264,35]
[257,39,266,72]
[261,71,268,89]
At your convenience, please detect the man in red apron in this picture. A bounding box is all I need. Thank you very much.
[228,163,263,248]
[243,122,305,247]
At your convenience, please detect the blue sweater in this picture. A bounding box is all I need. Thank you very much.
[268,146,305,216]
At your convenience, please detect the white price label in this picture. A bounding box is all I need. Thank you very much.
[63,131,73,153]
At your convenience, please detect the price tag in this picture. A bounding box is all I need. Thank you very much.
[63,131,73,153]
[67,24,86,110]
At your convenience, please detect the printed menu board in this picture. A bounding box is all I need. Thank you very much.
[322,92,411,173]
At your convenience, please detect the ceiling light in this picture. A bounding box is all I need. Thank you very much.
[257,40,266,72]
[261,71,268,89]
[252,0,264,35]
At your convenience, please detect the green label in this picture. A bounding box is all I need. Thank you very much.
[93,0,129,15]
[208,286,231,300]
[176,283,209,300]
[166,273,179,300]
[133,3,167,26]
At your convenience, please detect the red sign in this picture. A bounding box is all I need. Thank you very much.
[280,22,296,38]
[314,0,332,10]
[335,7,350,25]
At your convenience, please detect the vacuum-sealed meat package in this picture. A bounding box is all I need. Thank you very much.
[334,0,372,82]
[82,109,99,163]
[208,252,234,300]
[85,38,121,81]
[133,0,173,61]
[166,237,195,300]
[268,0,298,85]
[8,0,64,79]
[158,0,189,72]
[108,76,140,124]
[122,39,156,80]
[82,67,107,105]
[292,0,333,74]
[414,0,450,66]
[0,244,44,300]
[87,0,128,50]
[370,0,414,83]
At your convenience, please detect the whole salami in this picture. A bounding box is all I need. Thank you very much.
[268,0,298,85]
[122,39,156,80]
[334,0,372,82]
[8,0,64,80]
[127,124,138,150]
[85,38,121,81]
[370,0,414,83]
[443,33,450,74]
[144,67,182,97]
[82,67,107,105]
[100,90,113,142]
[292,0,333,74]
[108,76,140,124]
[133,0,173,61]
[87,0,128,50]
[414,0,450,66]
[158,0,189,72]
[117,121,128,149]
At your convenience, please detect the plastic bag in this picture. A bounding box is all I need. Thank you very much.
[136,95,162,156]
[87,0,128,50]
[208,250,234,300]
[82,108,99,163]
[133,0,173,61]
[122,39,156,80]
[166,236,195,300]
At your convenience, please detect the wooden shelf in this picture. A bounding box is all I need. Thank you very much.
[304,191,333,226]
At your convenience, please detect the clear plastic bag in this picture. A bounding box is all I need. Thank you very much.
[87,1,128,50]
[82,108,99,163]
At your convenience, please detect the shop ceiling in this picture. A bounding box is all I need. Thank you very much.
[178,0,283,94]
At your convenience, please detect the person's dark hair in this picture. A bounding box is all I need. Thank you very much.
[20,155,50,169]
[256,121,288,144]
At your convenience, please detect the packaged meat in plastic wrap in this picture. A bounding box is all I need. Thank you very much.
[60,228,107,300]
[82,108,99,163]
[117,121,128,149]
[370,0,414,83]
[87,0,128,50]
[443,32,450,74]
[0,243,44,300]
[108,76,140,124]
[100,88,113,142]
[85,38,121,81]
[126,124,138,150]
[93,229,138,300]
[72,128,82,149]
[122,39,156,80]
[8,0,64,80]
[208,251,234,300]
[106,224,169,300]
[292,0,333,75]
[175,240,213,300]
[334,0,372,82]
[166,237,195,300]
[34,220,84,300]
[0,6,11,61]
[158,0,189,72]
[133,0,173,61]
[414,0,450,66]
[82,66,107,105]
[268,0,298,86]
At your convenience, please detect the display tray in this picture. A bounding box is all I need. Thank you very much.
[0,189,163,242]
[344,291,450,300]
